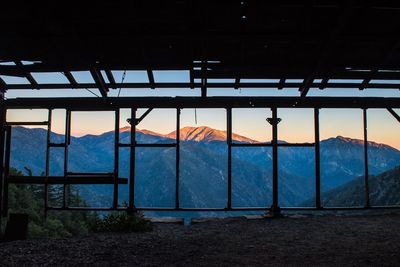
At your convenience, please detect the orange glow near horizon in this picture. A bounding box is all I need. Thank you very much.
[6,108,400,150]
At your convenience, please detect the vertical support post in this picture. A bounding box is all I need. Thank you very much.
[267,107,281,217]
[113,109,120,209]
[3,126,11,217]
[128,108,137,211]
[201,61,207,98]
[175,108,181,209]
[0,98,5,218]
[314,108,321,209]
[271,107,279,213]
[63,109,71,208]
[44,109,52,217]
[363,108,370,208]
[226,107,232,209]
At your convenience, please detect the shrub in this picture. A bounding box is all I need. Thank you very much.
[90,211,152,233]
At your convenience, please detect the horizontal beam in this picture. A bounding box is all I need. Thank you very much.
[44,205,400,212]
[8,175,128,185]
[3,96,400,110]
[6,121,49,126]
[119,143,176,148]
[48,143,66,147]
[231,142,315,147]
[3,82,400,90]
[2,65,400,81]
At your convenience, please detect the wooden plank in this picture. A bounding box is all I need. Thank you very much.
[8,175,128,184]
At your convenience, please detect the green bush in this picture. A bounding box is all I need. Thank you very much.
[90,211,152,233]
[4,167,98,239]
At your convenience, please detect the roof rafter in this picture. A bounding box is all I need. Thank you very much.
[63,71,78,87]
[147,69,155,89]
[14,61,38,88]
[359,40,400,90]
[104,70,117,89]
[300,3,354,97]
[387,108,400,123]
[89,68,109,98]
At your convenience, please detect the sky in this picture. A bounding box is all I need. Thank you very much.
[2,70,400,149]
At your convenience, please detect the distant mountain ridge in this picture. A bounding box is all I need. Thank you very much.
[167,126,258,143]
[120,125,258,143]
[8,126,400,210]
[302,166,400,207]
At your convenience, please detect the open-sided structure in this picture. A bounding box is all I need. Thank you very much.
[0,0,399,216]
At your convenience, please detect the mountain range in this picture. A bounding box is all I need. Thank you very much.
[8,126,400,211]
[302,166,400,207]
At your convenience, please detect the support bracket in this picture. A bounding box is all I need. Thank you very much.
[266,118,282,125]
[127,108,154,126]
[387,108,400,123]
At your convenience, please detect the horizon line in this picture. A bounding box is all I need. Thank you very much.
[13,125,398,149]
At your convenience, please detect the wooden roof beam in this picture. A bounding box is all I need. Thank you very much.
[359,41,400,90]
[147,69,155,89]
[278,78,285,90]
[387,108,400,123]
[63,71,78,87]
[90,68,109,98]
[299,3,354,97]
[201,62,207,97]
[234,78,240,90]
[105,70,117,89]
[14,61,38,88]
[0,76,6,92]
[319,78,329,89]
[189,68,195,89]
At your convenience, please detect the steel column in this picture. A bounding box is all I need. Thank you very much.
[175,108,181,209]
[2,126,11,217]
[314,108,321,209]
[0,98,5,217]
[363,108,370,208]
[226,108,232,209]
[113,109,120,209]
[128,108,137,211]
[63,109,71,208]
[44,109,52,217]
[269,107,281,216]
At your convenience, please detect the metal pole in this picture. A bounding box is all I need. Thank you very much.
[175,108,181,209]
[226,107,232,209]
[363,108,370,208]
[3,126,11,217]
[314,108,321,209]
[44,109,52,217]
[268,107,281,216]
[113,109,120,209]
[0,99,5,218]
[201,61,207,98]
[128,108,136,211]
[63,109,71,208]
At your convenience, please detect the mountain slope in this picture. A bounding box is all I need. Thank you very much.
[8,126,400,208]
[166,126,258,143]
[306,166,400,207]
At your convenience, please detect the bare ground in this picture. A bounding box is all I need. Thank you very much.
[1,214,400,266]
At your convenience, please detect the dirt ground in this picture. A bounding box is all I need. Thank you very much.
[1,214,400,266]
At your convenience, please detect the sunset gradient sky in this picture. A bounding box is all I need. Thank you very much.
[2,71,400,149]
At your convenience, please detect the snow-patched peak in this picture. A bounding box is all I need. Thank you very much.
[119,126,165,137]
[166,126,258,143]
[324,135,399,151]
[119,126,131,133]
